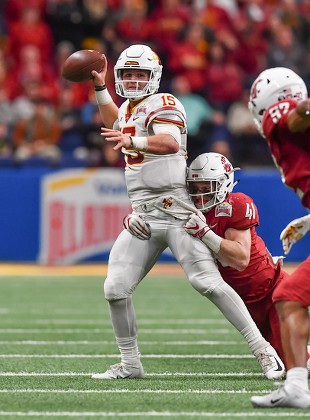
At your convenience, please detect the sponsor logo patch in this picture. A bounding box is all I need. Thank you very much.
[215,202,232,217]
[136,105,147,116]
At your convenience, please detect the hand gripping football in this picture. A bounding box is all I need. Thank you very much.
[61,50,105,82]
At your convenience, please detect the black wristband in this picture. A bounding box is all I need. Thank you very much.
[129,136,134,148]
[94,85,106,91]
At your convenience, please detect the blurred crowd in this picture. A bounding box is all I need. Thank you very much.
[0,0,310,168]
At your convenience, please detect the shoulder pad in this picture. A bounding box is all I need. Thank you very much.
[145,94,186,129]
[225,192,259,228]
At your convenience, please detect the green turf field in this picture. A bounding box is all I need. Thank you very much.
[0,266,309,419]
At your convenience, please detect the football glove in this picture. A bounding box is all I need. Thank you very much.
[280,214,310,255]
[183,211,209,239]
[184,212,222,253]
[123,213,151,240]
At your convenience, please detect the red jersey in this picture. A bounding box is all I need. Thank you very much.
[205,192,281,303]
[262,99,310,210]
[262,99,310,307]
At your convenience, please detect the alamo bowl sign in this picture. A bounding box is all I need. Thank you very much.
[39,168,131,265]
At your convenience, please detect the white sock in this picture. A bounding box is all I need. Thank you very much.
[241,325,269,355]
[116,336,140,367]
[285,367,309,392]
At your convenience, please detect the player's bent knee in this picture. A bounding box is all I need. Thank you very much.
[189,269,224,296]
[104,276,133,301]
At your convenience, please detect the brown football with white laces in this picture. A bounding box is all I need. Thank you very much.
[61,50,105,82]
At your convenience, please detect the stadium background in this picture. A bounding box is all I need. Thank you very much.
[0,0,309,264]
[0,3,309,417]
[0,166,309,264]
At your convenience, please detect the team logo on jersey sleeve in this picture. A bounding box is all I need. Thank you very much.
[215,202,232,217]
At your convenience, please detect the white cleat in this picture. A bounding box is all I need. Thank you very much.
[251,384,310,408]
[91,362,144,379]
[255,345,285,380]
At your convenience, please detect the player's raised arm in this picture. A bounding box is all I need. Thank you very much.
[91,56,119,129]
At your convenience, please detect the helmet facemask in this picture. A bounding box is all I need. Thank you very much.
[187,177,230,211]
[115,68,160,100]
[187,153,239,212]
[114,44,163,100]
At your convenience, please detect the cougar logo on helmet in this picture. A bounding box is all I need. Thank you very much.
[221,155,232,173]
[248,67,308,135]
[250,78,263,100]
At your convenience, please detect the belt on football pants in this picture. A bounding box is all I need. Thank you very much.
[132,195,197,220]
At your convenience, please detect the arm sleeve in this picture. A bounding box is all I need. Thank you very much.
[152,122,181,143]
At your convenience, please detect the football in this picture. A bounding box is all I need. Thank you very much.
[61,50,105,82]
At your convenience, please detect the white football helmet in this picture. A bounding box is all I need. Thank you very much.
[114,44,163,100]
[187,153,239,211]
[248,67,308,134]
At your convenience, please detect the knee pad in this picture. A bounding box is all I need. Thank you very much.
[104,275,132,301]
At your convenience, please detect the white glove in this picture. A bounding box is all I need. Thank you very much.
[280,214,310,255]
[123,213,151,240]
[183,211,209,239]
[184,212,222,253]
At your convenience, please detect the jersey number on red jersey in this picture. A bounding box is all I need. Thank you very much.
[268,102,290,124]
[245,202,256,219]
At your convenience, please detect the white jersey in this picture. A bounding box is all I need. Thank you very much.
[117,93,188,205]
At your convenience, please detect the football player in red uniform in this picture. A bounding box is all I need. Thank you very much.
[248,67,310,408]
[184,152,288,364]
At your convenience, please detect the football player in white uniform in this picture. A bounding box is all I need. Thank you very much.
[90,44,285,380]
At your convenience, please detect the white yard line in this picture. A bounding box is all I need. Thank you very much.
[0,328,232,334]
[0,412,308,417]
[0,354,257,359]
[0,340,242,345]
[0,389,272,394]
[33,319,228,325]
[0,372,263,377]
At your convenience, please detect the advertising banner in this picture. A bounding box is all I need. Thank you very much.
[39,168,131,265]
